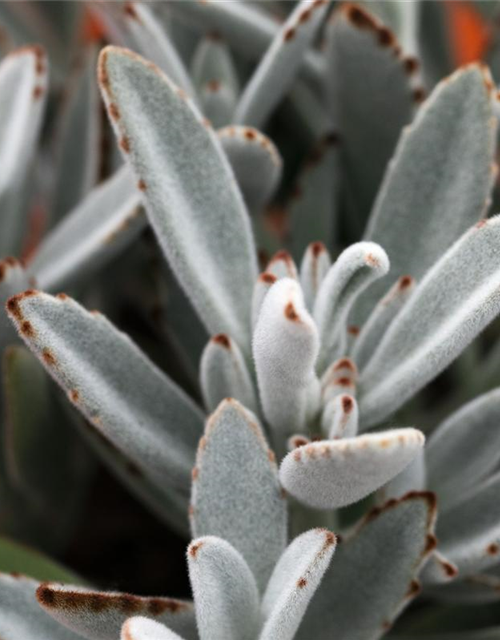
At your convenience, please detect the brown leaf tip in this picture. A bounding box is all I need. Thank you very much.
[259,272,277,285]
[341,395,354,413]
[348,325,360,336]
[124,2,140,20]
[441,560,458,578]
[285,301,299,321]
[297,577,308,588]
[345,4,377,30]
[212,333,231,349]
[189,542,204,558]
[311,241,327,257]
[333,358,357,373]
[283,26,296,42]
[36,584,56,607]
[399,275,414,289]
[324,531,336,546]
[413,87,426,103]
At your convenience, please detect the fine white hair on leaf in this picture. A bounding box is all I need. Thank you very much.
[299,242,331,311]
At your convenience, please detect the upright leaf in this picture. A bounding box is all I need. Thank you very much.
[360,217,500,427]
[99,46,258,350]
[191,400,287,591]
[358,64,497,322]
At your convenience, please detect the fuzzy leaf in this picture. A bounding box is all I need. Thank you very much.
[36,583,197,640]
[313,242,389,372]
[218,126,282,212]
[122,617,184,640]
[437,472,500,577]
[427,389,500,509]
[234,0,329,128]
[187,536,260,640]
[99,46,257,350]
[299,242,331,311]
[200,335,259,414]
[351,275,415,371]
[170,1,323,85]
[280,428,425,509]
[124,2,195,97]
[251,272,277,329]
[191,399,287,591]
[50,45,101,225]
[260,528,336,640]
[0,46,48,256]
[360,216,500,428]
[6,291,204,499]
[253,278,320,451]
[326,4,415,221]
[30,166,144,291]
[322,393,359,439]
[358,64,497,322]
[296,492,437,640]
[266,250,299,281]
[0,574,82,640]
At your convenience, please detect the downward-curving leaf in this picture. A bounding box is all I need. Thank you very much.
[187,536,260,640]
[360,216,500,427]
[99,46,257,351]
[253,278,320,452]
[30,165,144,291]
[296,492,437,640]
[6,291,204,499]
[427,389,500,509]
[280,428,425,509]
[233,0,330,128]
[326,4,416,222]
[0,46,48,256]
[358,64,497,322]
[170,1,324,85]
[0,573,81,640]
[191,399,287,591]
[36,583,197,640]
[260,528,336,640]
[218,126,282,212]
[123,2,195,97]
[122,617,184,640]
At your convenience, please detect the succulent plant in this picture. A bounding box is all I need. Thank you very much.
[1,1,500,638]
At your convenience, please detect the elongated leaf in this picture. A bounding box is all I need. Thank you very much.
[0,536,82,583]
[37,583,197,640]
[0,573,81,640]
[170,1,324,85]
[218,126,282,212]
[299,242,331,311]
[437,472,500,576]
[0,46,48,256]
[122,618,184,640]
[234,0,330,128]
[260,528,336,640]
[296,492,437,640]
[251,272,277,328]
[253,278,320,452]
[266,250,299,281]
[99,46,257,350]
[326,4,415,221]
[50,45,101,225]
[6,291,204,499]
[358,64,497,322]
[187,536,260,640]
[124,2,195,97]
[427,389,500,509]
[191,399,287,591]
[200,335,259,414]
[30,166,144,291]
[351,275,415,371]
[198,79,237,130]
[322,393,359,439]
[191,34,239,98]
[280,428,424,509]
[313,242,389,372]
[360,216,500,428]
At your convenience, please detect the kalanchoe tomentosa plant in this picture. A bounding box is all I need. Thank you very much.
[2,1,500,639]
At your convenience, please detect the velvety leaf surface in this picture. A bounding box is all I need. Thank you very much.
[187,536,260,640]
[233,0,330,128]
[260,528,336,640]
[36,583,197,640]
[0,46,48,256]
[191,400,287,591]
[296,492,437,640]
[280,428,425,509]
[360,216,500,427]
[99,46,257,351]
[358,64,497,322]
[30,166,144,291]
[6,291,204,499]
[299,242,331,312]
[326,4,415,221]
[122,617,185,640]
